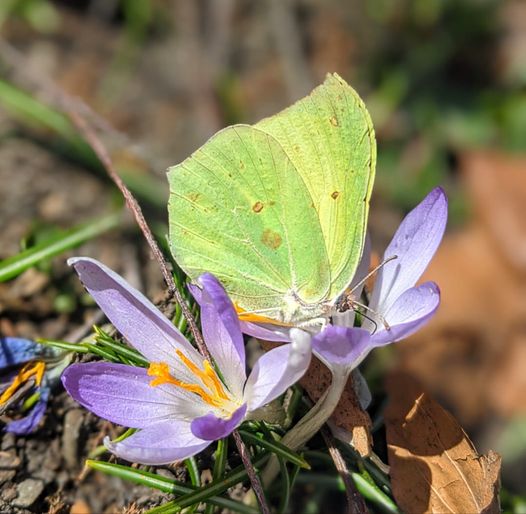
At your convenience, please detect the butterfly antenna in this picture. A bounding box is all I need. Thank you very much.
[351,299,390,332]
[335,255,397,313]
[355,309,379,334]
[349,254,398,295]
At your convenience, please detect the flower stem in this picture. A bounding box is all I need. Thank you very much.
[262,371,348,486]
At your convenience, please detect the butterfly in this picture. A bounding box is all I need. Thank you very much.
[167,73,376,329]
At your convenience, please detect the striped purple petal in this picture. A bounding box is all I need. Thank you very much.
[369,187,447,315]
[239,321,291,342]
[68,258,201,374]
[62,362,209,428]
[5,387,50,435]
[0,337,41,368]
[190,274,246,398]
[312,326,372,373]
[371,282,440,347]
[105,419,211,465]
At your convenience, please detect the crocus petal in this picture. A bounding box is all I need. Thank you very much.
[0,337,41,368]
[5,387,49,435]
[105,419,210,465]
[69,257,206,384]
[370,282,440,347]
[369,187,447,314]
[239,321,291,342]
[243,329,311,411]
[191,403,247,441]
[190,274,246,398]
[312,326,372,373]
[62,362,208,428]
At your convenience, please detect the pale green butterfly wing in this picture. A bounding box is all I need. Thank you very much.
[256,73,376,301]
[168,73,376,323]
[168,125,331,321]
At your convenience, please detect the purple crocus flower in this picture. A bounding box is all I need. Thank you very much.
[0,337,50,435]
[62,258,311,465]
[311,187,448,374]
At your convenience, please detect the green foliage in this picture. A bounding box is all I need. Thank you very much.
[0,213,121,282]
[0,0,60,34]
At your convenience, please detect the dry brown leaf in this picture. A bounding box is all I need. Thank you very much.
[385,372,501,514]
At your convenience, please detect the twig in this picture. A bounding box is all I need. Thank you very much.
[65,310,106,344]
[321,426,368,514]
[232,430,271,514]
[66,109,210,360]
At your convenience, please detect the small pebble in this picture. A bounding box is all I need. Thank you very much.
[62,409,85,469]
[13,478,44,508]
[1,485,16,502]
[1,433,16,451]
[0,469,16,485]
[0,451,21,469]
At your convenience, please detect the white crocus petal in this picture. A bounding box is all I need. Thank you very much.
[243,329,311,411]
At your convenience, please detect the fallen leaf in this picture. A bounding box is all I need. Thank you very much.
[385,372,501,514]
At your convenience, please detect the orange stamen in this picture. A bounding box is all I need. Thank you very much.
[147,361,224,408]
[175,350,229,401]
[0,361,45,404]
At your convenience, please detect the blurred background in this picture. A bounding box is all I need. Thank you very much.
[0,0,525,511]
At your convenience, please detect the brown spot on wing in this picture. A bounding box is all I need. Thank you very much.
[261,229,282,250]
[331,191,340,200]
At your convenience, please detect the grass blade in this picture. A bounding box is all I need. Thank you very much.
[146,453,270,514]
[238,429,310,469]
[0,79,167,208]
[0,212,120,281]
[93,327,149,367]
[205,438,228,514]
[86,460,258,514]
